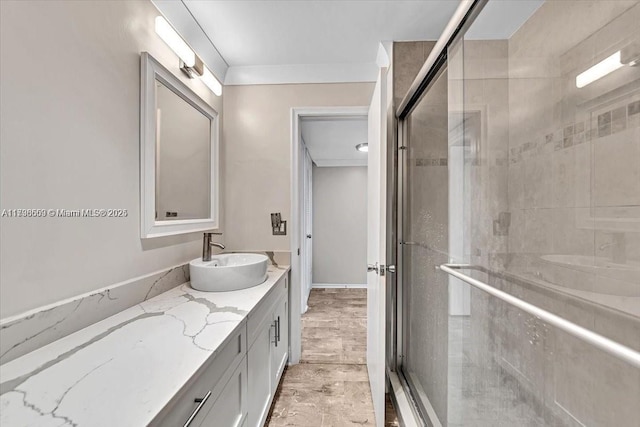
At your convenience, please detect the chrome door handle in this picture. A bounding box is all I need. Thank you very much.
[184,390,212,427]
[367,263,379,274]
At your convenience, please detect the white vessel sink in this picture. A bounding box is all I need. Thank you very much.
[190,254,268,292]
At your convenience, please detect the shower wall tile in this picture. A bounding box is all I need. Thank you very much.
[481,270,640,426]
[400,2,639,424]
[523,153,551,208]
[592,124,640,207]
[553,331,596,426]
[508,164,525,210]
[507,208,526,255]
[461,39,510,271]
[393,41,436,107]
[523,208,555,255]
[549,147,577,208]
[592,205,640,270]
[482,42,509,80]
[508,0,635,72]
[591,0,640,59]
[573,142,592,208]
[554,322,640,426]
[591,349,640,426]
[510,78,559,146]
[550,208,595,257]
[593,299,640,351]
[494,3,640,424]
[626,231,640,264]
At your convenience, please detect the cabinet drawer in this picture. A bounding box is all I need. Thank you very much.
[152,323,247,427]
[196,355,248,427]
[247,275,287,346]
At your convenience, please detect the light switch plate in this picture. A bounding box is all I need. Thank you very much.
[273,220,287,235]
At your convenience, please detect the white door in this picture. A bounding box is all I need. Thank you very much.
[304,149,313,311]
[300,144,313,313]
[367,68,387,427]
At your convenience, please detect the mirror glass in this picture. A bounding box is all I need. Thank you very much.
[155,80,211,221]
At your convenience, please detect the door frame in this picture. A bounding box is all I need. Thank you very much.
[289,106,369,364]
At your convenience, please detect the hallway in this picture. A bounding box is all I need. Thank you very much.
[267,289,397,426]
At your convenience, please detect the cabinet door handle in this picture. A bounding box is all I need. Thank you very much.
[184,390,212,427]
[272,321,278,347]
[277,316,281,343]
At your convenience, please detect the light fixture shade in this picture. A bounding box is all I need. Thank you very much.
[155,16,196,67]
[201,67,222,96]
[356,143,368,152]
[576,51,624,88]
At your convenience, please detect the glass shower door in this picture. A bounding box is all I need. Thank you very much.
[397,1,640,426]
[400,67,452,424]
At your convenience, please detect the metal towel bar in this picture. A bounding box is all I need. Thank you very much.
[438,264,640,369]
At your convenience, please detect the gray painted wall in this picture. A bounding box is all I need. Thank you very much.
[221,83,374,252]
[0,0,223,317]
[312,166,367,284]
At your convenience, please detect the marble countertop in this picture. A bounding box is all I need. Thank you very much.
[0,266,289,427]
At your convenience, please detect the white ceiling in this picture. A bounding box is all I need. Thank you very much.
[182,0,460,84]
[183,1,458,66]
[154,0,546,85]
[301,117,368,167]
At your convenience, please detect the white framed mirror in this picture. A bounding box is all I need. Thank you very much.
[140,52,219,238]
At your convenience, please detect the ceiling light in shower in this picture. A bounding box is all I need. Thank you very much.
[155,16,195,67]
[576,51,623,88]
[356,143,368,153]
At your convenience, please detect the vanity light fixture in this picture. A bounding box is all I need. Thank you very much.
[576,51,624,88]
[154,16,222,96]
[155,16,195,67]
[356,143,369,153]
[201,67,223,96]
[180,57,204,80]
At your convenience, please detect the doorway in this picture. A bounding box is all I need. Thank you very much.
[288,106,370,365]
[273,54,393,426]
[267,107,392,425]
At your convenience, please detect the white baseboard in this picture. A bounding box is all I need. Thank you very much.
[312,283,367,289]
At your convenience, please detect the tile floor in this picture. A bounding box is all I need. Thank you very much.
[267,288,399,427]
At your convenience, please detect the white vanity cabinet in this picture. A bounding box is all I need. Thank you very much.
[196,358,248,427]
[152,326,248,427]
[152,274,289,427]
[271,296,289,384]
[247,275,289,427]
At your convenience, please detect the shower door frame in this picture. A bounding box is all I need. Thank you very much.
[396,64,453,427]
[390,1,640,425]
[389,1,488,425]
